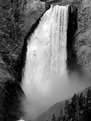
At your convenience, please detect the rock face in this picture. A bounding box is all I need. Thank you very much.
[0,1,24,120]
[0,55,25,120]
[0,0,46,120]
[0,0,91,120]
[75,0,91,72]
[64,0,91,72]
[3,81,24,121]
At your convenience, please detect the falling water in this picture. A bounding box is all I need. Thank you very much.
[22,5,69,119]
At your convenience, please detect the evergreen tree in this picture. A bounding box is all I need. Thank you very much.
[64,100,71,121]
[75,94,80,121]
[79,93,84,112]
[52,114,56,121]
[70,93,77,121]
[86,89,91,109]
[64,90,91,121]
[59,109,64,121]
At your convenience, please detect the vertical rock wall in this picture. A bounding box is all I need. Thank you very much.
[75,0,91,72]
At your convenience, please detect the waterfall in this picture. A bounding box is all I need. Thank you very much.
[22,5,68,118]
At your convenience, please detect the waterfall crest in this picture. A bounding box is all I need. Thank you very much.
[22,5,68,118]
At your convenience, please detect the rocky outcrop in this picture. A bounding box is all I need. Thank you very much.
[0,0,45,120]
[0,0,91,120]
[0,1,25,120]
[3,81,24,121]
[75,0,91,72]
[0,55,25,121]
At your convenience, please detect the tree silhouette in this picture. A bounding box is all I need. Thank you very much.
[64,89,91,121]
[52,114,56,121]
[50,89,91,121]
[64,100,71,121]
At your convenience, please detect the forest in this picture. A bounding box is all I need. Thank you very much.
[50,89,91,121]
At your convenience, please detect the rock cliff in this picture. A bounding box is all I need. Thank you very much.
[0,0,91,120]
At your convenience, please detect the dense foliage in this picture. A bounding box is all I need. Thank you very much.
[51,89,91,121]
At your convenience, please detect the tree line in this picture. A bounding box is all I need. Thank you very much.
[51,89,91,121]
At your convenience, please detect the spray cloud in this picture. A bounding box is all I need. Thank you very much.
[21,5,91,120]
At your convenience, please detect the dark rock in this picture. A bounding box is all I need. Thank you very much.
[45,2,51,10]
[0,0,91,120]
[0,1,45,120]
[3,81,24,121]
[67,6,78,71]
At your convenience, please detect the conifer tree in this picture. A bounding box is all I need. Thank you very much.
[64,100,71,121]
[75,94,80,121]
[52,114,56,121]
[79,93,84,112]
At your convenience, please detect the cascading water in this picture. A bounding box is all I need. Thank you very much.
[22,5,69,119]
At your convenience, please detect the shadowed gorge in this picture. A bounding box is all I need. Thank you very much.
[67,6,78,70]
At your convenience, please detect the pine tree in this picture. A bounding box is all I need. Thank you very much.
[59,109,64,121]
[86,89,91,109]
[79,93,84,112]
[75,94,80,121]
[71,93,77,121]
[52,114,56,121]
[64,100,71,121]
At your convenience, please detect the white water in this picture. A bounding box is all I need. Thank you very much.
[23,4,68,94]
[22,5,69,118]
[21,4,91,119]
[22,4,91,119]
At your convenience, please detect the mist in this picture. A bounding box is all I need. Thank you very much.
[21,5,91,120]
[22,69,91,120]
